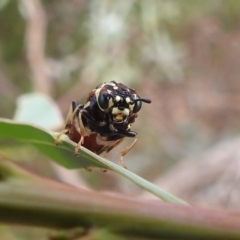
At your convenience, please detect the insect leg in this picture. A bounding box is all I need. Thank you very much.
[73,109,88,155]
[74,135,84,156]
[101,151,109,172]
[55,128,69,145]
[119,138,137,168]
[55,101,80,145]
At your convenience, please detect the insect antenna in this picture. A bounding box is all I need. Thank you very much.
[134,98,151,104]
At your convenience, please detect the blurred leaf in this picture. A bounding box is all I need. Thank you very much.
[1,161,240,240]
[0,0,10,10]
[13,93,64,130]
[0,118,187,204]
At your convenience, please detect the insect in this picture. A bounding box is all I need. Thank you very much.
[55,81,151,168]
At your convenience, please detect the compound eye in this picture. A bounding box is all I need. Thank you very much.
[98,93,110,110]
[133,100,142,113]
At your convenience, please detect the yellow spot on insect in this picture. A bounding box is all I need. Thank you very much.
[115,114,124,121]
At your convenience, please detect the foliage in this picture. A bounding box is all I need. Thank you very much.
[0,118,187,204]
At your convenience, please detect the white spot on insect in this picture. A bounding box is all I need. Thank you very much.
[112,107,130,116]
[84,101,91,108]
[129,103,134,111]
[127,124,131,130]
[95,88,101,104]
[107,82,117,87]
[107,89,112,94]
[115,95,121,102]
[108,98,114,108]
[95,86,109,111]
[132,94,137,99]
[125,97,131,103]
[113,86,118,90]
[125,97,134,111]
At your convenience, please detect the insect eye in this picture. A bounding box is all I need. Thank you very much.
[133,100,142,113]
[98,93,110,110]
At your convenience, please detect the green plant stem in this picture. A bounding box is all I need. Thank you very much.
[0,161,240,239]
[0,119,188,204]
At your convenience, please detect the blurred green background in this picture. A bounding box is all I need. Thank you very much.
[1,0,240,238]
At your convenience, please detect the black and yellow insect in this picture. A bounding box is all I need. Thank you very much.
[56,81,151,168]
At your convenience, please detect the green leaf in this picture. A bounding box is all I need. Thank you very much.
[0,118,187,205]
